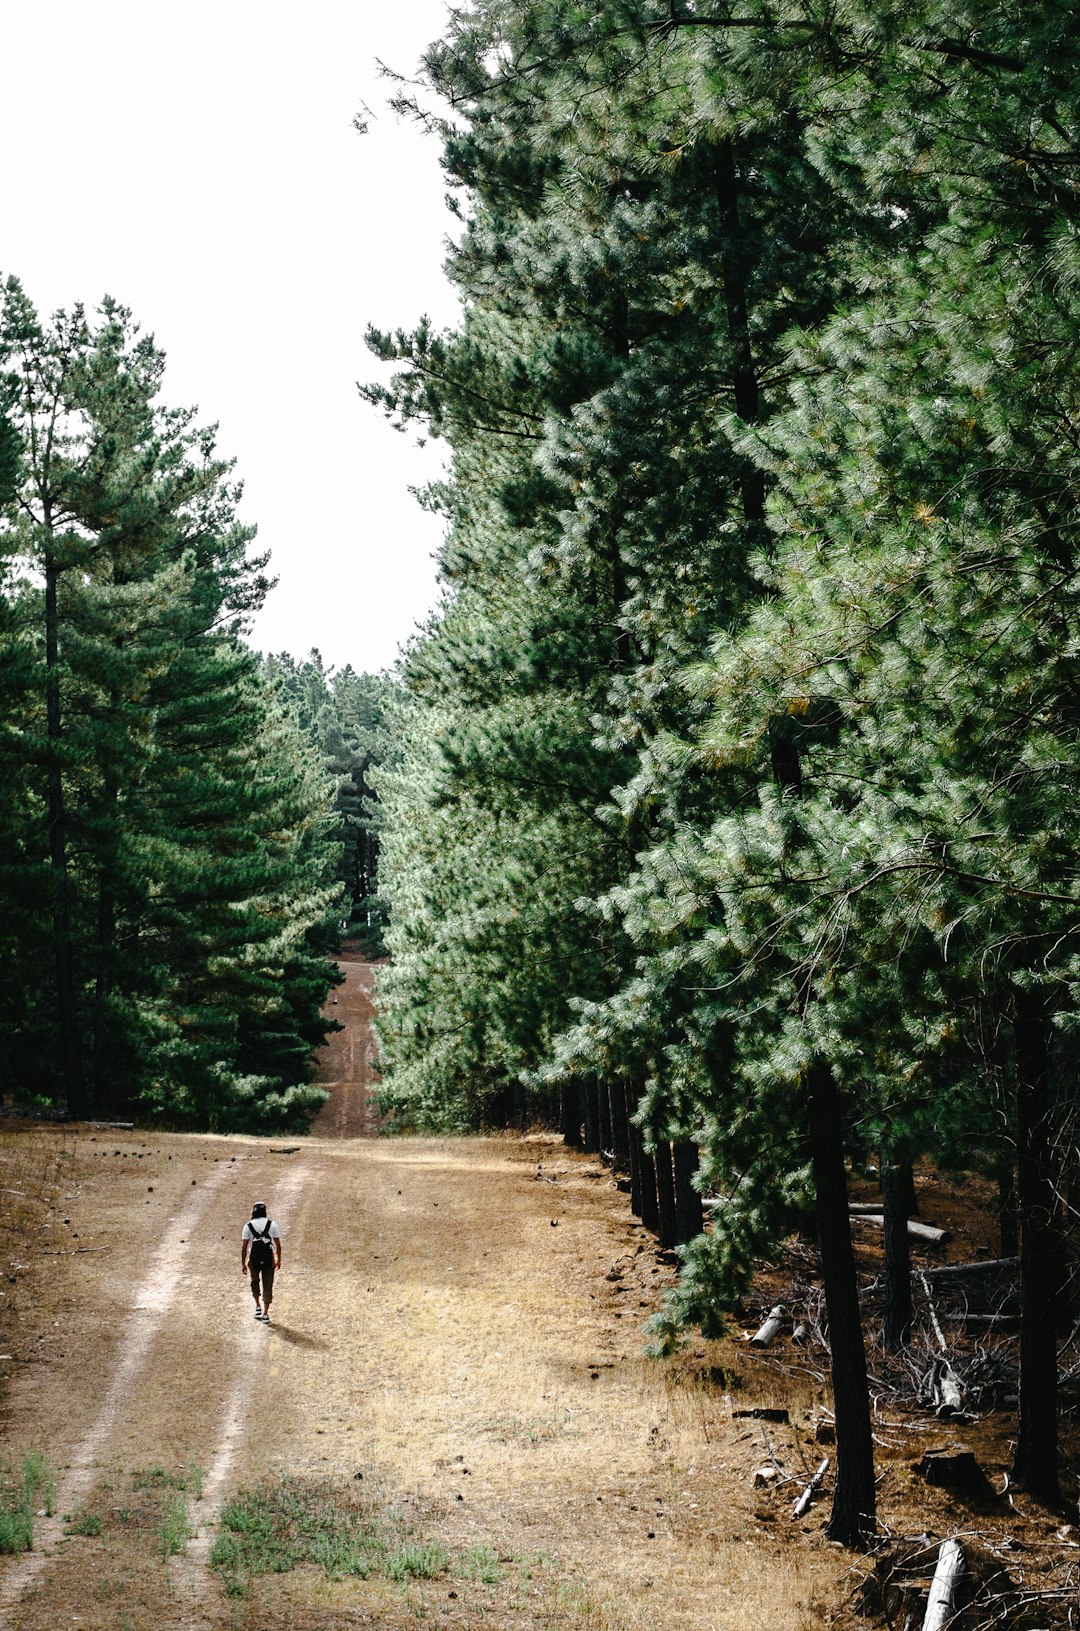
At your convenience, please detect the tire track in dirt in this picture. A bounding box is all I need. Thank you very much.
[0,1156,242,1620]
[174,1158,314,1627]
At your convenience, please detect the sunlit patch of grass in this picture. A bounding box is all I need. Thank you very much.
[157,1490,193,1558]
[0,1450,55,1553]
[459,1542,504,1584]
[211,1476,508,1600]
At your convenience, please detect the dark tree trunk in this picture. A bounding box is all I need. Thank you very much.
[583,1080,601,1154]
[598,1080,612,1156]
[92,765,119,1112]
[897,1159,919,1218]
[561,1084,582,1149]
[673,1140,704,1244]
[881,1156,914,1351]
[808,1061,875,1547]
[1011,986,1060,1500]
[715,139,765,529]
[654,1139,677,1250]
[608,1080,630,1169]
[637,1134,660,1235]
[623,1083,643,1216]
[44,547,87,1120]
[997,1151,1019,1258]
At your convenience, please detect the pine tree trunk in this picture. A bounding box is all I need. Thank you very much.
[624,1082,643,1217]
[583,1080,601,1154]
[561,1084,582,1149]
[44,545,87,1120]
[673,1140,703,1244]
[654,1139,677,1249]
[997,1152,1019,1258]
[636,1131,660,1236]
[598,1079,612,1156]
[808,1061,875,1547]
[1011,985,1060,1500]
[92,765,119,1113]
[715,139,765,528]
[882,1155,913,1351]
[608,1080,630,1169]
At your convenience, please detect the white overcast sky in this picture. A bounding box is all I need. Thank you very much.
[2,0,459,674]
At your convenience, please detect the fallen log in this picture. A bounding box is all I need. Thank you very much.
[849,1212,949,1243]
[792,1321,811,1346]
[921,1256,1018,1281]
[792,1457,829,1518]
[956,1312,1021,1332]
[750,1305,786,1347]
[928,1355,964,1417]
[923,1538,965,1631]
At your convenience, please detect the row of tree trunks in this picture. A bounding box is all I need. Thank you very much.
[561,1082,704,1250]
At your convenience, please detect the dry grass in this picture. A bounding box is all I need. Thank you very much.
[1,1118,1072,1631]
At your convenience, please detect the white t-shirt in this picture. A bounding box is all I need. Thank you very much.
[242,1219,281,1244]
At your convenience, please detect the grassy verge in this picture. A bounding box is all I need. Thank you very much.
[0,1451,55,1552]
[211,1476,513,1600]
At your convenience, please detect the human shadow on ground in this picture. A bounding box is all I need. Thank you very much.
[267,1323,329,1351]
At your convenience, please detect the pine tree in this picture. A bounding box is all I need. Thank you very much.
[0,280,339,1127]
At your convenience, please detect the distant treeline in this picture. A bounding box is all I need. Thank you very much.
[368,1,1080,1535]
[0,281,355,1131]
[263,652,395,960]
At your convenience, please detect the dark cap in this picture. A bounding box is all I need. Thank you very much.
[251,1201,267,1217]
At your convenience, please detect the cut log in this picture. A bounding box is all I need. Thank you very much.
[792,1457,829,1518]
[732,1407,790,1423]
[750,1304,785,1347]
[923,1538,965,1631]
[792,1321,811,1346]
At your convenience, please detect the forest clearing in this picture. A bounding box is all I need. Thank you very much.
[0,963,1074,1631]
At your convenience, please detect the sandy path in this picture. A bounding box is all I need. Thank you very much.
[0,965,839,1631]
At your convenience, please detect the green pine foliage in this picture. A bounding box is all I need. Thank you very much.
[0,280,339,1129]
[371,0,1080,1517]
[264,652,396,957]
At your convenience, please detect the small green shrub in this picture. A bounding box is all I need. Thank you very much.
[66,1512,104,1537]
[383,1541,451,1581]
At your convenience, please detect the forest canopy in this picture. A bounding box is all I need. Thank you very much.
[368,0,1080,1532]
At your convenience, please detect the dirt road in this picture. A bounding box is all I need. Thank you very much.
[0,965,838,1630]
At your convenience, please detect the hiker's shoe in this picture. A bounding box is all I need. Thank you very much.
[262,1311,272,1325]
[253,1303,262,1318]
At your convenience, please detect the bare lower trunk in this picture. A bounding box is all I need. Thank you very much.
[654,1140,677,1249]
[882,1156,914,1351]
[1011,985,1060,1500]
[808,1061,875,1547]
[45,548,86,1119]
[673,1140,703,1244]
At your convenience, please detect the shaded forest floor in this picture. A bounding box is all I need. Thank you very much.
[0,966,1074,1629]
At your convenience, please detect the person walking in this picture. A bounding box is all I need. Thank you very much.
[241,1201,281,1324]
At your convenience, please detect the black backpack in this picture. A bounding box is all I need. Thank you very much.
[249,1218,275,1268]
